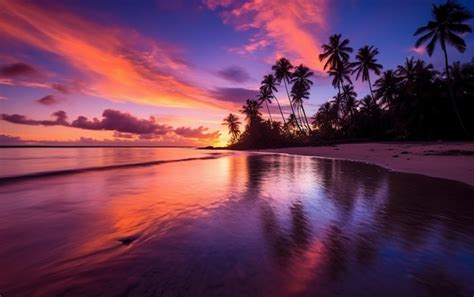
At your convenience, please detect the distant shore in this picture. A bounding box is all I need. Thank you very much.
[263,142,474,186]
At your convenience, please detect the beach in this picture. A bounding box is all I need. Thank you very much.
[265,142,474,186]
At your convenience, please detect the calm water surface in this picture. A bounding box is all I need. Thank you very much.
[0,148,473,297]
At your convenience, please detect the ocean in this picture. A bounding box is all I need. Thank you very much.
[0,147,473,296]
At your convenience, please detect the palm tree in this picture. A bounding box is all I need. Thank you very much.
[359,95,377,114]
[261,74,286,125]
[285,113,300,135]
[414,0,473,136]
[351,46,383,99]
[312,102,337,137]
[340,84,358,119]
[240,99,262,126]
[291,82,311,132]
[222,113,241,145]
[257,87,273,123]
[374,70,400,109]
[272,58,300,128]
[449,61,474,97]
[319,34,353,71]
[328,62,353,95]
[397,57,417,85]
[291,64,314,131]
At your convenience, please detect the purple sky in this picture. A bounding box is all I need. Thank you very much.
[1,0,473,146]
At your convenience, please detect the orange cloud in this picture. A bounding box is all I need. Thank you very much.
[0,0,229,109]
[205,0,328,71]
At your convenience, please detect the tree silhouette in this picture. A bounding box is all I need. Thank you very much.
[272,58,302,131]
[374,70,400,109]
[222,113,241,145]
[257,87,273,123]
[261,74,286,125]
[414,0,473,136]
[351,46,383,99]
[328,62,353,96]
[240,99,262,126]
[319,34,353,71]
[291,64,314,131]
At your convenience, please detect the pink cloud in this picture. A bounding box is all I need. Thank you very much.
[204,0,328,71]
[409,47,426,55]
[0,0,233,109]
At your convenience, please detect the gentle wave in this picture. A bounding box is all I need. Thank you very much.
[0,154,227,184]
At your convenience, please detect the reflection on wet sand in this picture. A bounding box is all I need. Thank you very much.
[0,152,473,296]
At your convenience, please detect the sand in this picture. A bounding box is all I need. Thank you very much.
[265,142,474,186]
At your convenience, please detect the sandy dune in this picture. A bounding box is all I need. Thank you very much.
[265,142,474,186]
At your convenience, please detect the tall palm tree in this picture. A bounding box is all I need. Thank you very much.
[257,87,273,123]
[272,58,300,128]
[414,0,473,136]
[351,46,383,99]
[291,64,314,131]
[261,74,286,125]
[222,113,241,145]
[374,70,400,109]
[291,82,311,132]
[319,34,353,71]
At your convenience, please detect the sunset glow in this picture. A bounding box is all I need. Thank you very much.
[1,0,472,146]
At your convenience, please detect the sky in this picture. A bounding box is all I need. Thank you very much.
[1,0,473,146]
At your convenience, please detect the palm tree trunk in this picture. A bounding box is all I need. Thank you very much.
[368,75,375,101]
[264,100,273,123]
[273,96,286,125]
[300,105,312,132]
[443,47,470,138]
[284,79,303,132]
[367,74,378,138]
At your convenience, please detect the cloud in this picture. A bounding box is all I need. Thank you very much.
[70,109,172,135]
[208,87,259,104]
[37,95,62,105]
[1,111,68,126]
[113,131,136,139]
[204,0,328,71]
[0,134,23,145]
[0,0,230,109]
[217,65,251,83]
[409,47,426,55]
[1,109,220,142]
[175,126,220,140]
[0,62,39,78]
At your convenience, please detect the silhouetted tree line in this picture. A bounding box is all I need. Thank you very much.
[223,1,473,149]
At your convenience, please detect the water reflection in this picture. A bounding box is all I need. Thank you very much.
[0,151,473,296]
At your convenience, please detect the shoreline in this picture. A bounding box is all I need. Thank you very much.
[262,142,474,186]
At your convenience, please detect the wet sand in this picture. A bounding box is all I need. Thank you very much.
[265,142,474,186]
